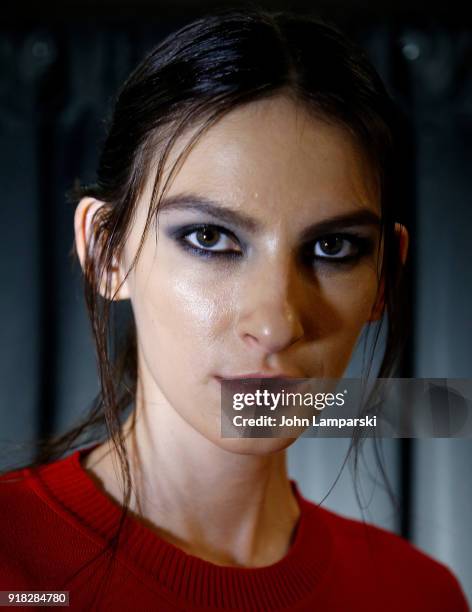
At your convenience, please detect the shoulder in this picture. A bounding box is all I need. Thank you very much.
[302,497,469,610]
[0,455,85,588]
[0,465,43,586]
[0,454,78,525]
[0,465,38,515]
[0,461,57,531]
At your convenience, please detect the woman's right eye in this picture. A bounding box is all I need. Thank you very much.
[180,225,242,256]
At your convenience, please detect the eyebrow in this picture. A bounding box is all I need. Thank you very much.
[158,193,381,237]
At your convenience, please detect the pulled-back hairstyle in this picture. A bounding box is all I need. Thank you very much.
[2,6,409,598]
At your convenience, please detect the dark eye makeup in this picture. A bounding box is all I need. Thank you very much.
[167,223,375,266]
[301,232,375,265]
[169,223,244,260]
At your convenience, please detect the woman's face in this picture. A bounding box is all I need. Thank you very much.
[112,95,384,454]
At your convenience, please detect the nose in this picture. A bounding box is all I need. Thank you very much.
[235,259,305,355]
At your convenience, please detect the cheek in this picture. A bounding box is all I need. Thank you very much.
[311,265,380,375]
[323,266,379,323]
[130,249,232,381]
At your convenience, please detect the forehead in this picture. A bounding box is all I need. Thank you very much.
[152,94,379,220]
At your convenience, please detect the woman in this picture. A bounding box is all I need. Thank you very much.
[0,8,468,611]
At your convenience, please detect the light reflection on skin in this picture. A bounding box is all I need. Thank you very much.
[74,94,408,567]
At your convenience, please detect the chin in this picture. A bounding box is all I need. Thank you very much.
[212,436,298,456]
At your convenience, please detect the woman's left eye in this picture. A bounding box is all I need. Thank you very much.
[313,235,363,260]
[181,225,242,254]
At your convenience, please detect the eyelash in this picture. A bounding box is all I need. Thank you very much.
[172,224,373,265]
[173,224,244,260]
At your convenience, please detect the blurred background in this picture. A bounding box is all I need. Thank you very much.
[0,0,471,604]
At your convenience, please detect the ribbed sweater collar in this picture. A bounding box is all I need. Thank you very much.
[29,443,333,611]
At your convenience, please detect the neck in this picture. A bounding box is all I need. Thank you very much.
[84,396,300,568]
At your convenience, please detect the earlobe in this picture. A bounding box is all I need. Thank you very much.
[74,197,131,301]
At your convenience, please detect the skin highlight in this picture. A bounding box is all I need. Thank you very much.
[74,94,408,568]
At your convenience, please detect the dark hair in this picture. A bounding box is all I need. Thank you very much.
[2,5,409,598]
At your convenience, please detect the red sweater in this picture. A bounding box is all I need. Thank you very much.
[0,444,468,611]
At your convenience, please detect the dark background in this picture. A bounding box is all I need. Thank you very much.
[0,0,471,603]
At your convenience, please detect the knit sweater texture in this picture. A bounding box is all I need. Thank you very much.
[0,444,468,611]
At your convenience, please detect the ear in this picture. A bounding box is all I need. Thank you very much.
[74,197,131,301]
[368,222,409,322]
